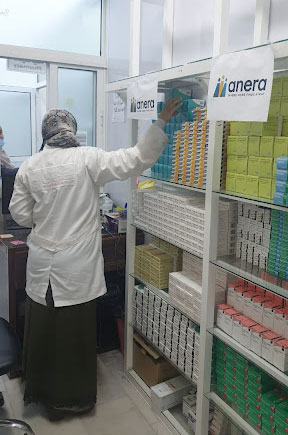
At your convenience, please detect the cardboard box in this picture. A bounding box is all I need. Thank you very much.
[259,178,272,199]
[236,174,247,194]
[246,175,259,197]
[259,158,273,178]
[226,173,236,192]
[269,97,281,116]
[260,136,274,157]
[248,136,260,156]
[273,339,288,371]
[262,331,281,363]
[133,334,178,386]
[248,157,261,176]
[274,137,288,158]
[151,376,192,412]
[250,325,268,356]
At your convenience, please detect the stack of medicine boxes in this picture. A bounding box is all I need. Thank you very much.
[132,285,200,383]
[216,340,288,434]
[274,157,288,205]
[268,209,288,280]
[134,245,175,290]
[236,202,271,270]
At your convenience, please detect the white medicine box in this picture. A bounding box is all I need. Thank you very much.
[151,376,191,412]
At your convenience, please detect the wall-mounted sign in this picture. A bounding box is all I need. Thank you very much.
[7,59,46,74]
[207,46,274,122]
[127,77,158,120]
[112,93,125,123]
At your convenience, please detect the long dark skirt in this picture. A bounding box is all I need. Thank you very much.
[23,292,97,409]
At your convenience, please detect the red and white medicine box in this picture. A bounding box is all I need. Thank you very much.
[223,309,241,337]
[234,287,250,312]
[227,283,237,308]
[273,339,288,372]
[232,315,249,343]
[261,331,282,364]
[262,301,283,330]
[239,318,258,349]
[250,296,273,325]
[250,325,268,356]
[216,304,231,331]
[274,308,288,337]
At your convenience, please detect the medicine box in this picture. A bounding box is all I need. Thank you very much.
[259,178,272,199]
[236,174,247,194]
[227,155,238,173]
[273,339,288,371]
[280,96,288,117]
[248,157,260,176]
[259,158,273,178]
[151,376,192,411]
[260,136,274,157]
[226,173,236,192]
[261,331,281,363]
[274,137,288,159]
[248,136,260,156]
[269,97,281,116]
[246,176,259,197]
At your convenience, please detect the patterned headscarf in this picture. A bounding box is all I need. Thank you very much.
[40,109,80,151]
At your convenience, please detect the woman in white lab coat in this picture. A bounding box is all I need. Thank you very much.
[9,98,181,420]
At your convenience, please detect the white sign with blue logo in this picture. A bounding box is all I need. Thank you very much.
[207,46,274,121]
[127,77,158,120]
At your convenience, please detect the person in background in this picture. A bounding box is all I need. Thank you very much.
[9,98,182,420]
[0,126,14,169]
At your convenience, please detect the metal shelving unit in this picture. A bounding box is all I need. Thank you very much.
[105,8,288,433]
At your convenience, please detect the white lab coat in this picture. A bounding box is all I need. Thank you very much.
[9,121,167,307]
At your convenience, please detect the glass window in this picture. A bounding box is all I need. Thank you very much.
[173,0,215,66]
[108,0,130,82]
[0,0,102,56]
[140,0,164,74]
[58,68,96,147]
[269,0,288,43]
[0,90,32,158]
[228,0,256,52]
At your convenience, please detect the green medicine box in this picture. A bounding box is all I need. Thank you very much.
[281,96,288,116]
[259,157,273,178]
[260,136,274,157]
[274,137,288,158]
[226,173,236,192]
[246,175,259,197]
[230,122,251,136]
[227,136,239,155]
[248,136,260,156]
[271,77,283,97]
[259,178,272,199]
[283,77,288,96]
[248,157,261,176]
[271,179,276,199]
[273,159,277,178]
[227,155,238,173]
[269,96,281,116]
[263,117,279,136]
[236,174,247,194]
[250,122,264,136]
[282,117,288,136]
[237,156,248,175]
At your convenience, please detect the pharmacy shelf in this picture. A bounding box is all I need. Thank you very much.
[131,223,203,260]
[132,323,197,386]
[211,255,288,300]
[214,190,288,212]
[131,274,200,326]
[211,327,288,388]
[141,174,206,194]
[163,404,194,435]
[206,392,260,435]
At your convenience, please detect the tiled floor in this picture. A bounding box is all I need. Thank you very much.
[0,350,170,435]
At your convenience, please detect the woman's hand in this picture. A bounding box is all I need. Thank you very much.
[158,97,183,123]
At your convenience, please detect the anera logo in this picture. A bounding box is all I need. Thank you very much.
[130,97,155,112]
[213,75,227,98]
